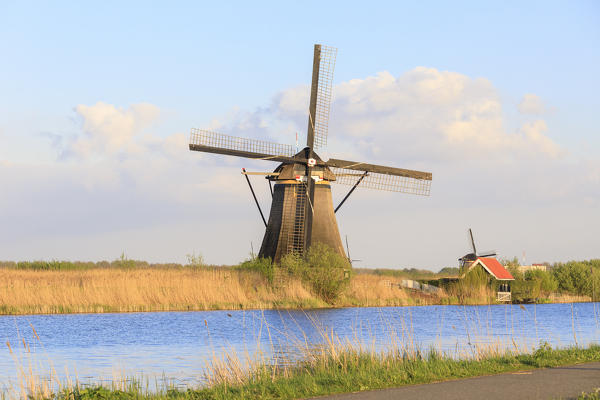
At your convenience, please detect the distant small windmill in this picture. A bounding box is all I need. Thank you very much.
[459,228,497,269]
[189,44,433,262]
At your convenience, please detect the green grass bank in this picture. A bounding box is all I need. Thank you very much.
[14,344,600,400]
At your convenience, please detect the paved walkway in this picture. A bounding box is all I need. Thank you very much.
[317,362,600,400]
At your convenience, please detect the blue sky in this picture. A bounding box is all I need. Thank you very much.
[0,1,599,268]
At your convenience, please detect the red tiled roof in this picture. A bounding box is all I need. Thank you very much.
[475,257,514,280]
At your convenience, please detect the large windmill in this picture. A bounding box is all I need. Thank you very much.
[189,44,432,262]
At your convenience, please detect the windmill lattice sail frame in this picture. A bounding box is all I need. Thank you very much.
[330,167,431,195]
[312,45,337,150]
[190,128,295,158]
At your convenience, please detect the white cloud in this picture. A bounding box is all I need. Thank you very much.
[258,68,562,162]
[330,68,561,161]
[70,102,160,157]
[588,160,600,185]
[518,120,563,157]
[273,84,310,118]
[518,93,546,114]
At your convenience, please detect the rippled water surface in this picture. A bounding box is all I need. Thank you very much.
[1,303,599,390]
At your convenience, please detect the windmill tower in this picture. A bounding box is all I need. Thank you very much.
[189,44,433,262]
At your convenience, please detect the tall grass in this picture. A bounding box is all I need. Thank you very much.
[192,344,600,400]
[5,315,600,400]
[0,268,446,315]
[0,268,322,315]
[1,267,590,316]
[356,266,459,280]
[2,258,598,315]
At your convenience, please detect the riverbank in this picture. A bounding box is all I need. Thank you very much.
[0,267,591,315]
[15,344,600,400]
[0,268,448,315]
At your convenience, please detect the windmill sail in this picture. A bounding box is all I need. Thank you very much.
[307,45,337,150]
[327,158,432,196]
[303,44,337,253]
[189,129,296,162]
[469,228,477,255]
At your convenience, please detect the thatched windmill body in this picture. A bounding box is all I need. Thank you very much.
[189,44,432,262]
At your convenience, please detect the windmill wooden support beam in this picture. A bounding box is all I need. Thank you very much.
[241,171,281,176]
[335,171,368,213]
[188,44,433,263]
[241,168,267,228]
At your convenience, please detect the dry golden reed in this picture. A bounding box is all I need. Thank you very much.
[344,274,442,307]
[0,268,440,315]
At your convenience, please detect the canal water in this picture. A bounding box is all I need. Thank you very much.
[1,303,599,391]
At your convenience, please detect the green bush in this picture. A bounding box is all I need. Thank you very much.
[438,267,459,276]
[111,252,142,269]
[237,257,275,284]
[15,260,88,270]
[552,261,599,297]
[506,267,528,302]
[525,269,558,297]
[281,243,352,303]
[503,258,600,301]
[507,266,558,302]
[305,243,352,303]
[10,258,152,271]
[279,251,305,277]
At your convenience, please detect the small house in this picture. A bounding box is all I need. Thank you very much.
[463,257,515,301]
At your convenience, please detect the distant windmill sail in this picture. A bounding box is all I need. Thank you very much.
[469,228,477,255]
[479,250,497,258]
[459,228,497,268]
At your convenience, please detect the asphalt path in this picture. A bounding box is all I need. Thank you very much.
[315,362,600,400]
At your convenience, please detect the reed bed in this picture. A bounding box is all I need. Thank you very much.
[343,274,442,306]
[0,269,448,315]
[548,293,593,303]
[0,268,321,315]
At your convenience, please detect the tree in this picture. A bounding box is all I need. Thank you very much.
[553,262,592,296]
[525,270,558,298]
